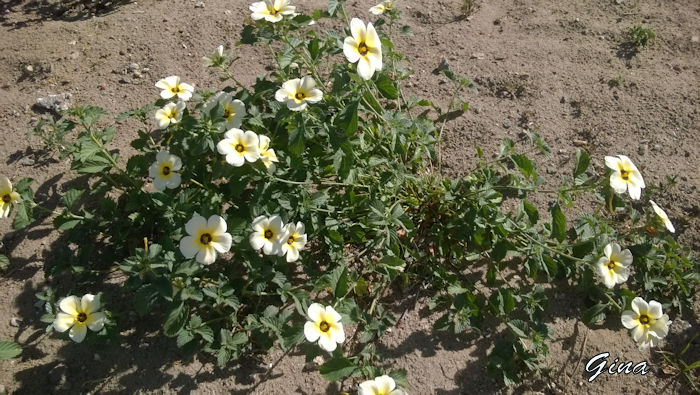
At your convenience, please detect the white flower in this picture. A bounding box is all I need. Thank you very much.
[249,215,284,255]
[155,76,194,101]
[202,45,225,67]
[203,92,246,130]
[53,294,106,343]
[649,200,675,233]
[249,0,295,23]
[304,303,345,352]
[216,129,260,167]
[621,297,671,349]
[595,243,633,289]
[258,135,279,171]
[179,214,233,265]
[148,150,182,192]
[155,101,186,130]
[0,176,21,219]
[359,375,406,395]
[343,18,383,80]
[279,221,307,262]
[274,76,323,112]
[604,155,645,200]
[369,1,393,15]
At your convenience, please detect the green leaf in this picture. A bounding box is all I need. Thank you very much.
[511,154,536,180]
[319,357,357,381]
[134,284,160,315]
[176,330,195,348]
[62,189,84,210]
[582,303,608,326]
[288,124,306,157]
[506,320,529,338]
[550,203,567,243]
[375,74,399,99]
[574,149,590,178]
[0,255,9,269]
[0,341,22,359]
[12,203,34,230]
[339,100,359,137]
[388,369,409,388]
[163,302,189,337]
[328,264,349,298]
[327,0,344,16]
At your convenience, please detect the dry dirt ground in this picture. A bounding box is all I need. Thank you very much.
[0,0,698,393]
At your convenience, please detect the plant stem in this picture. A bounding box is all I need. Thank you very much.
[30,202,84,219]
[513,226,584,263]
[271,176,368,189]
[604,292,622,311]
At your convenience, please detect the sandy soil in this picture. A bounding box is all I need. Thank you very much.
[0,0,698,393]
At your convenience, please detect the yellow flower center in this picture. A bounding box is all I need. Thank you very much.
[620,169,629,181]
[295,92,306,101]
[386,3,392,9]
[76,312,87,323]
[235,144,245,153]
[269,8,279,16]
[200,233,212,245]
[287,235,295,245]
[161,166,171,176]
[358,42,369,56]
[171,86,181,94]
[168,110,177,119]
[2,194,11,204]
[223,106,232,120]
[639,314,650,325]
[319,321,330,332]
[607,260,616,270]
[264,229,274,240]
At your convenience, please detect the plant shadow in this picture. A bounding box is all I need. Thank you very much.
[1,0,129,30]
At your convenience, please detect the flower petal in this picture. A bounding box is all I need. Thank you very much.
[630,323,645,342]
[59,296,81,316]
[196,245,217,265]
[318,333,338,352]
[304,321,321,342]
[307,303,324,322]
[647,301,663,319]
[86,312,106,332]
[69,324,88,343]
[350,18,366,41]
[343,38,361,63]
[54,313,75,333]
[375,375,396,393]
[179,236,199,259]
[604,156,620,171]
[81,294,100,315]
[185,214,207,237]
[631,297,647,315]
[357,57,374,80]
[211,233,233,253]
[621,310,638,329]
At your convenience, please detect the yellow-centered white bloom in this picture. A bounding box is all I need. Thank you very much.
[595,242,633,289]
[304,303,345,352]
[258,135,279,171]
[155,76,194,101]
[216,129,260,167]
[204,92,246,130]
[359,375,406,395]
[649,200,675,233]
[179,214,233,265]
[279,221,307,262]
[53,294,106,343]
[621,297,671,349]
[274,76,323,112]
[343,18,383,80]
[369,1,393,15]
[155,101,186,130]
[249,215,284,255]
[202,45,225,67]
[604,155,645,200]
[249,0,295,23]
[0,176,21,219]
[148,150,183,192]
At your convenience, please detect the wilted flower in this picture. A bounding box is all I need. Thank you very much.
[621,297,671,349]
[359,375,406,395]
[604,155,645,200]
[0,176,21,219]
[304,303,345,352]
[279,221,307,262]
[179,214,233,265]
[595,242,632,289]
[203,92,246,130]
[148,150,182,192]
[216,129,260,167]
[249,0,295,23]
[369,1,393,15]
[155,101,185,130]
[155,76,194,101]
[274,76,323,111]
[649,200,675,233]
[249,215,284,255]
[202,45,225,67]
[53,294,106,343]
[258,135,279,171]
[343,18,383,80]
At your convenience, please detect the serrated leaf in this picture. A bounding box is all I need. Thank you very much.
[506,320,529,338]
[319,357,356,381]
[0,341,22,359]
[0,255,9,269]
[163,302,189,337]
[134,284,160,315]
[582,303,608,326]
[176,330,195,347]
[375,74,399,99]
[62,189,84,210]
[574,149,590,178]
[550,203,567,243]
[329,264,349,298]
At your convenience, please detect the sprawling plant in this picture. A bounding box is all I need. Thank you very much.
[3,0,697,391]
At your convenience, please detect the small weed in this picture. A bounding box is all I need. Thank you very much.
[461,0,478,18]
[628,25,656,48]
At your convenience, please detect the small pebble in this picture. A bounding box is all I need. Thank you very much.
[9,317,20,327]
[502,121,511,129]
[194,1,204,8]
